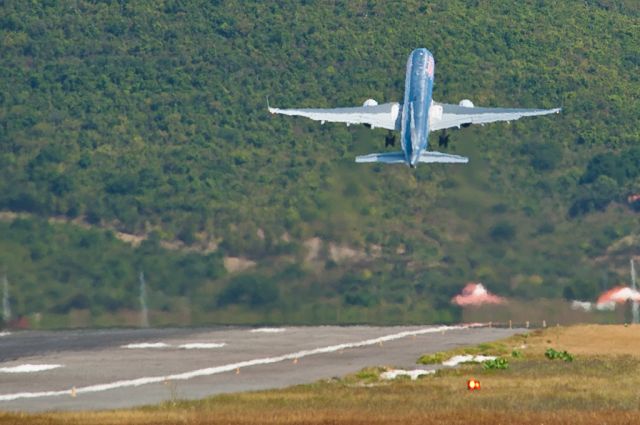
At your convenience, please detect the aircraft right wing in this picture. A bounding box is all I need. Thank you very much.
[268,102,401,130]
[430,102,561,131]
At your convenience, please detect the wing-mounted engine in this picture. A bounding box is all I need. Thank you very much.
[363,99,379,127]
[361,101,401,130]
[458,99,474,127]
[429,102,443,127]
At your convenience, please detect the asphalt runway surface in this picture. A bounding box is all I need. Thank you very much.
[0,325,520,412]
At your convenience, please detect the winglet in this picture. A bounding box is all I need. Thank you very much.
[267,96,276,114]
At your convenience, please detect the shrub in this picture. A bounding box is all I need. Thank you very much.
[545,348,574,362]
[489,221,516,242]
[217,274,279,308]
[417,352,447,365]
[483,358,509,370]
[525,142,563,171]
[355,367,385,381]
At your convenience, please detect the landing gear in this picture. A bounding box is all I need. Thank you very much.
[385,131,396,147]
[438,130,450,148]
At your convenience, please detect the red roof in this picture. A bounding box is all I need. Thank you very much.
[452,283,506,306]
[597,285,640,306]
[628,194,640,203]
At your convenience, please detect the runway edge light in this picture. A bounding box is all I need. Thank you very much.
[467,379,481,390]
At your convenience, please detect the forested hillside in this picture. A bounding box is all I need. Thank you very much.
[0,0,638,327]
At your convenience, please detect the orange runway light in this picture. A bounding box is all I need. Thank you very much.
[467,379,481,390]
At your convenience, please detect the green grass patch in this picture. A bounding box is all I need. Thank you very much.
[482,357,509,370]
[545,348,574,362]
[418,338,517,365]
[353,367,386,383]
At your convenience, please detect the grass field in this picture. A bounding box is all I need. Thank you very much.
[3,325,640,424]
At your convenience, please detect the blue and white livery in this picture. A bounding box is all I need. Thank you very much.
[269,48,561,168]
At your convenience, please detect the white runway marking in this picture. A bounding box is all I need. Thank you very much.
[0,324,478,402]
[122,342,226,349]
[250,328,286,333]
[0,332,10,337]
[122,343,170,349]
[178,343,226,349]
[0,364,62,373]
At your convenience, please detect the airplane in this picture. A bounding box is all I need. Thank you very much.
[268,48,561,168]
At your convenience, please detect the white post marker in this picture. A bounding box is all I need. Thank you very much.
[631,259,638,325]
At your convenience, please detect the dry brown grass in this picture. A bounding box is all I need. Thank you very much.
[4,409,640,425]
[526,324,640,356]
[3,325,640,425]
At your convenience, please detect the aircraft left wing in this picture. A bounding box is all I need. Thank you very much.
[430,102,561,132]
[268,102,401,130]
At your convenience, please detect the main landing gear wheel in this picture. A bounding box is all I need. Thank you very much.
[385,131,396,147]
[438,130,450,148]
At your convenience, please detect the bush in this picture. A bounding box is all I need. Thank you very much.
[217,274,279,308]
[417,352,447,365]
[355,367,385,381]
[483,358,509,370]
[569,175,618,217]
[545,348,574,362]
[490,221,516,242]
[522,142,563,171]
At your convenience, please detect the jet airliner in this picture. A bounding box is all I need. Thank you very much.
[269,48,561,168]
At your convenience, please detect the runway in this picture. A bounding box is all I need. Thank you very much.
[0,325,520,412]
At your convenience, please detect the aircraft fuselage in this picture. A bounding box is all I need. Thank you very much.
[401,48,434,168]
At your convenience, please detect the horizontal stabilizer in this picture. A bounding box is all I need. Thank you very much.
[419,151,468,163]
[355,151,406,164]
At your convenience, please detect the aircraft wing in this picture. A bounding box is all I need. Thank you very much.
[430,102,561,132]
[268,102,401,130]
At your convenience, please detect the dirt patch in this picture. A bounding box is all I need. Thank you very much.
[304,237,323,262]
[115,232,146,247]
[329,243,366,263]
[0,211,21,221]
[223,257,257,273]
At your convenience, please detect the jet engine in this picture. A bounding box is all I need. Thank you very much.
[458,99,474,127]
[363,99,378,107]
[429,102,443,126]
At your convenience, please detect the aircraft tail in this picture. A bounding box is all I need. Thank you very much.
[355,151,406,164]
[418,151,468,164]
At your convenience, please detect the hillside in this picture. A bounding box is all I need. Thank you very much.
[0,0,638,327]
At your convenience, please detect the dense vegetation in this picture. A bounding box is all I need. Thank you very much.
[0,0,638,327]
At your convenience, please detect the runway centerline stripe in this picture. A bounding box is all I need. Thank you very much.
[250,328,286,333]
[0,324,479,402]
[0,364,62,373]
